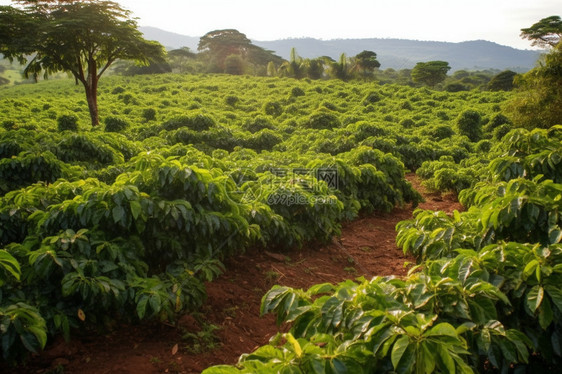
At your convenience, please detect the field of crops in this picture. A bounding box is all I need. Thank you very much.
[1,72,561,372]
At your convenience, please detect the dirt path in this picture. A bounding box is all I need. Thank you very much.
[10,175,462,374]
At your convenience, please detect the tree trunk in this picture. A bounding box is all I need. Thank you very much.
[85,83,99,126]
[85,60,99,127]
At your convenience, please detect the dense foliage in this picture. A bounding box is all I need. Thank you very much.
[204,126,562,373]
[0,68,536,370]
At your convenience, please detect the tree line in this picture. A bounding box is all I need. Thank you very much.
[0,0,560,128]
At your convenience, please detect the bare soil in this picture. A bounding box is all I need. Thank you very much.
[7,175,462,374]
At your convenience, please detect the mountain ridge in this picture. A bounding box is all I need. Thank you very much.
[139,26,542,72]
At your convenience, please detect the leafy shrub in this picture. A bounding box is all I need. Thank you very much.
[263,101,283,117]
[57,115,78,132]
[111,86,125,94]
[56,134,122,166]
[224,95,239,106]
[363,91,381,104]
[242,116,274,133]
[494,124,512,140]
[162,113,216,131]
[436,110,450,120]
[400,100,413,110]
[244,129,282,151]
[399,118,415,128]
[1,120,16,130]
[0,140,23,159]
[141,108,156,122]
[457,109,482,142]
[104,117,129,132]
[290,87,305,97]
[430,124,455,140]
[487,113,511,131]
[352,121,387,141]
[475,139,492,152]
[303,111,341,130]
[445,82,469,92]
[0,151,63,194]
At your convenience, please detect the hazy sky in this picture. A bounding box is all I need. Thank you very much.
[2,0,559,49]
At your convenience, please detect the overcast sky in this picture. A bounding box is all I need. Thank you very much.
[2,0,559,49]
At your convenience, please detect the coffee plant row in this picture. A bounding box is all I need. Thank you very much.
[0,73,511,364]
[204,127,562,373]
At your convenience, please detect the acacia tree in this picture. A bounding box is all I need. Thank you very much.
[198,29,282,74]
[411,61,451,87]
[0,0,165,126]
[351,50,381,80]
[520,15,562,48]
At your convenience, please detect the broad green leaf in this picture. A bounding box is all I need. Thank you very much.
[526,285,544,313]
[436,344,455,373]
[129,200,142,220]
[549,228,562,244]
[421,343,436,374]
[425,323,458,338]
[112,205,125,224]
[0,250,20,281]
[522,259,539,279]
[539,296,553,329]
[391,335,410,370]
[545,285,562,312]
[136,296,148,319]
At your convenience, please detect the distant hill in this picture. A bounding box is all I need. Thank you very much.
[140,27,543,72]
[140,26,199,51]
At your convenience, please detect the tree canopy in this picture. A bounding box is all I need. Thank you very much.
[0,0,165,126]
[520,15,562,48]
[197,29,282,74]
[352,50,381,80]
[412,61,451,87]
[411,61,451,87]
[488,70,518,91]
[508,42,562,128]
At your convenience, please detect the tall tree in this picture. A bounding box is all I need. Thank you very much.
[508,42,562,128]
[167,47,197,73]
[279,47,306,79]
[352,50,381,80]
[0,1,165,127]
[329,53,350,81]
[520,15,562,48]
[305,58,325,80]
[198,29,282,74]
[488,70,518,91]
[411,61,451,87]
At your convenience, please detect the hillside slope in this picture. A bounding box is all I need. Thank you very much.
[140,26,542,72]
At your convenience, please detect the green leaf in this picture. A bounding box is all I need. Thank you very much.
[549,228,562,244]
[539,296,553,329]
[112,205,125,224]
[136,295,148,319]
[436,344,455,373]
[0,250,20,281]
[391,335,410,370]
[545,285,562,313]
[285,333,302,358]
[129,200,142,220]
[328,358,348,374]
[523,259,539,279]
[526,285,544,313]
[420,343,436,374]
[201,365,241,374]
[425,323,458,337]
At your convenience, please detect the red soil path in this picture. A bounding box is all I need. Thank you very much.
[8,175,462,374]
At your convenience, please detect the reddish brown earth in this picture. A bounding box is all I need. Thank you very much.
[7,175,462,374]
